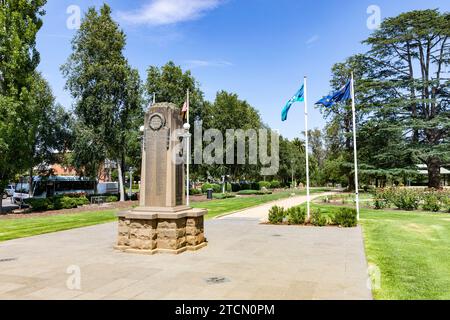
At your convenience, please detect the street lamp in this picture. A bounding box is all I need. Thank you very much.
[183,123,191,206]
[128,167,134,199]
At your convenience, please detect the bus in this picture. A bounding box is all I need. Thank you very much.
[13,176,96,204]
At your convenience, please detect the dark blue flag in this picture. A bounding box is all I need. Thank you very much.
[316,80,351,107]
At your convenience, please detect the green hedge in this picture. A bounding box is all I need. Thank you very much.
[333,208,358,227]
[237,190,272,195]
[26,195,90,212]
[201,183,222,194]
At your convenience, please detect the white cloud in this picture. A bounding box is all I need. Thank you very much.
[306,35,319,45]
[184,59,233,68]
[118,0,223,26]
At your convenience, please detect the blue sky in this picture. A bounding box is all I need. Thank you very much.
[37,0,449,139]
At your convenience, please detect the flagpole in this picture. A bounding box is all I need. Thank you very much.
[186,89,191,207]
[350,72,360,221]
[304,76,311,221]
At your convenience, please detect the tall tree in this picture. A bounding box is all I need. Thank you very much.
[145,61,205,126]
[62,4,143,201]
[0,0,47,213]
[364,9,450,188]
[25,73,74,193]
[318,54,369,190]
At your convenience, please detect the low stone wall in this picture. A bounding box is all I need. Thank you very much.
[116,210,206,254]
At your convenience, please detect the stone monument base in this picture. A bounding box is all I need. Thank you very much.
[115,206,207,255]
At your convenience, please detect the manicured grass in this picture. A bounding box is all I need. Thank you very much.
[0,188,330,242]
[308,203,450,300]
[0,210,117,242]
[192,188,330,219]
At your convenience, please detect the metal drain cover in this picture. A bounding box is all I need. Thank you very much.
[205,277,230,284]
[0,258,17,263]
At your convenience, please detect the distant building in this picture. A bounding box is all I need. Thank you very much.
[417,164,450,186]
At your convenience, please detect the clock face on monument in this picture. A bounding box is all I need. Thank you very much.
[149,114,165,131]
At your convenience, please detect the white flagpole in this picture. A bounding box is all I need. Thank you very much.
[304,76,311,221]
[350,72,360,221]
[186,89,191,207]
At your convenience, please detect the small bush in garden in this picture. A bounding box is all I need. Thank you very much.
[422,191,442,212]
[268,206,286,224]
[287,206,306,225]
[26,198,51,211]
[391,188,420,211]
[238,190,272,195]
[373,189,389,209]
[334,208,358,227]
[189,188,202,196]
[106,195,118,203]
[75,196,89,206]
[310,209,327,227]
[53,196,78,210]
[258,181,271,190]
[270,180,281,189]
[213,193,236,200]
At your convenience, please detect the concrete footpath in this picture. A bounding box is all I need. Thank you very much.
[0,192,372,300]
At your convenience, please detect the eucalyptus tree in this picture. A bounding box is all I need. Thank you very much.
[62,4,143,201]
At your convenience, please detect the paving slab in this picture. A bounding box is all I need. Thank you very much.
[0,193,371,300]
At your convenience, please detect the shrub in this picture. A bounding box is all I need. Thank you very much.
[238,190,272,195]
[74,196,89,206]
[26,198,52,211]
[258,181,272,190]
[239,182,252,191]
[213,193,236,200]
[231,183,241,192]
[268,206,286,224]
[310,209,327,227]
[106,195,118,203]
[53,196,78,210]
[422,191,442,212]
[201,183,221,193]
[270,180,281,189]
[334,208,358,227]
[391,188,420,211]
[373,189,389,209]
[189,188,202,196]
[287,206,306,225]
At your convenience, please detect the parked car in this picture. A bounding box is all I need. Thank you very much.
[13,182,30,204]
[4,184,15,197]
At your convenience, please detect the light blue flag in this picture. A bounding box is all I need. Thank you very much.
[282,85,304,121]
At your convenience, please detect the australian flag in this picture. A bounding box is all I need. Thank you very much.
[316,80,351,107]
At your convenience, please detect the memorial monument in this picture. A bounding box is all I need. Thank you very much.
[115,102,207,255]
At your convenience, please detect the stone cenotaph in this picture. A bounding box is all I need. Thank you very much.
[115,102,207,255]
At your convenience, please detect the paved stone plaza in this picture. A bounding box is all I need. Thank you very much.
[0,195,372,300]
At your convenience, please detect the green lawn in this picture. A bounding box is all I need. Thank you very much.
[307,203,450,300]
[0,188,330,242]
[0,210,117,242]
[192,188,330,219]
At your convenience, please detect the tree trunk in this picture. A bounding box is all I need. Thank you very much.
[117,159,126,202]
[427,157,441,189]
[29,167,33,197]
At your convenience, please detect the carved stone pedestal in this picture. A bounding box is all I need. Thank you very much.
[115,207,207,255]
